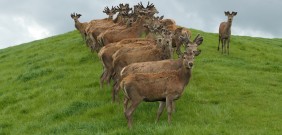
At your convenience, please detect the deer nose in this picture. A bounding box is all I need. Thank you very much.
[189,62,193,67]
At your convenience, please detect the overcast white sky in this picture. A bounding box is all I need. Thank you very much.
[0,0,281,49]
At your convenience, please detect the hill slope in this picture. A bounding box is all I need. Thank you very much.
[0,30,281,134]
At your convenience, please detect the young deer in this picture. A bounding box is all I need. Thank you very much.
[120,49,201,128]
[70,13,89,41]
[218,11,237,55]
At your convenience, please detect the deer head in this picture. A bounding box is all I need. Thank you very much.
[180,34,203,56]
[123,12,135,27]
[224,11,237,23]
[134,2,146,15]
[161,30,174,59]
[182,50,201,69]
[188,34,203,55]
[103,6,117,19]
[146,2,159,15]
[179,31,190,46]
[117,3,132,15]
[70,13,82,21]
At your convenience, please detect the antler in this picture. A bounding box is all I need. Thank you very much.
[111,6,115,10]
[137,2,144,8]
[146,1,154,8]
[103,6,110,13]
[232,11,237,15]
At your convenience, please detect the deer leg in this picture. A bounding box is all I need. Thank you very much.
[155,101,166,123]
[166,96,174,125]
[224,40,227,54]
[85,35,90,46]
[124,98,142,129]
[114,79,122,103]
[112,80,117,102]
[99,70,107,89]
[112,80,121,103]
[172,102,176,113]
[221,39,224,54]
[106,68,113,86]
[80,32,85,42]
[89,34,95,47]
[123,97,129,112]
[227,38,230,55]
[218,36,221,51]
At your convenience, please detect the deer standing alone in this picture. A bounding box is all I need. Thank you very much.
[218,11,237,54]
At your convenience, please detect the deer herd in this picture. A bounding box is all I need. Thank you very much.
[71,2,237,128]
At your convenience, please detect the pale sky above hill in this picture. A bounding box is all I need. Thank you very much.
[0,0,281,49]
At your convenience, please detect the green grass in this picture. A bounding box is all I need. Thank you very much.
[0,29,281,135]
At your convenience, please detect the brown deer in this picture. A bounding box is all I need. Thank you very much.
[218,11,237,54]
[111,31,173,101]
[120,49,201,128]
[97,2,161,47]
[114,34,203,103]
[160,19,192,57]
[85,4,135,52]
[70,13,89,41]
[114,3,132,23]
[98,23,164,89]
[98,38,155,89]
[84,6,121,51]
[172,27,192,56]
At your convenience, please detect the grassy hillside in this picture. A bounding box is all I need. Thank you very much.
[0,29,281,135]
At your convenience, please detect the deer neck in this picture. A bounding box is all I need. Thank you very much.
[178,64,192,87]
[74,19,82,29]
[224,20,233,34]
[176,58,184,68]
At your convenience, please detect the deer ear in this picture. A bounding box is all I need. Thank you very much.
[224,11,229,16]
[196,37,204,46]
